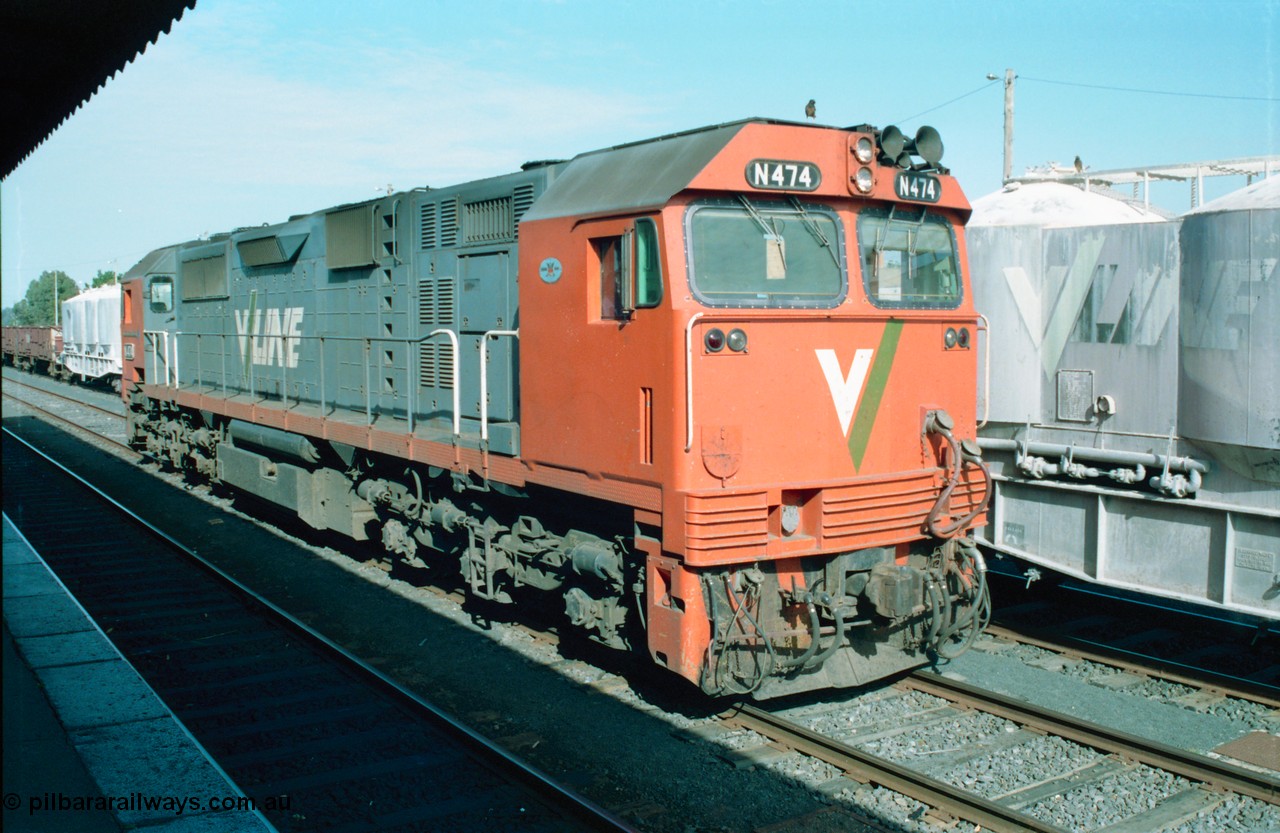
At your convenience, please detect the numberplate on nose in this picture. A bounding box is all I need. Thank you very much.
[895,171,941,203]
[745,159,822,191]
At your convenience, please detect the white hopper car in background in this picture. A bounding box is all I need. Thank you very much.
[968,176,1279,624]
[60,283,123,386]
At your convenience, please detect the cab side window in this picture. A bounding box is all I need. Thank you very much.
[596,236,623,319]
[596,218,662,321]
[149,277,174,313]
[634,217,662,309]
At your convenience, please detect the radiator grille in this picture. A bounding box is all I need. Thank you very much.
[417,278,455,327]
[417,277,456,390]
[420,204,437,250]
[684,491,770,562]
[439,199,459,248]
[512,184,535,237]
[418,342,455,389]
[463,196,514,244]
[683,472,987,563]
[822,471,986,549]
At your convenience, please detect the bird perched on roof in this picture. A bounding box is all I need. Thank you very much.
[1074,155,1083,173]
[805,99,816,120]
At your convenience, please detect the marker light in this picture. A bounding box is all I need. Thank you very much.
[854,136,874,163]
[727,328,748,352]
[854,167,874,193]
[957,327,970,348]
[705,328,725,352]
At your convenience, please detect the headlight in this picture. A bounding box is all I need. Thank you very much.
[854,167,874,193]
[727,328,748,352]
[854,136,874,163]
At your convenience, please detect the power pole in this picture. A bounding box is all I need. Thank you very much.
[1002,68,1015,183]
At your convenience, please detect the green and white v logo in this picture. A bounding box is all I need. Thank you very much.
[815,320,903,470]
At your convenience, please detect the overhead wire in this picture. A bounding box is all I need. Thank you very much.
[893,79,1001,125]
[1019,75,1280,103]
[891,72,1278,130]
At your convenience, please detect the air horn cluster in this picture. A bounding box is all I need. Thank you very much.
[877,125,944,170]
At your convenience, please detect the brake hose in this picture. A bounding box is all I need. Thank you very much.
[924,412,993,539]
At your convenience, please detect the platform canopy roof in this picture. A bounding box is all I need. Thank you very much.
[1,0,197,179]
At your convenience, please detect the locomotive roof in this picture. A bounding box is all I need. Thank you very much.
[124,244,180,279]
[521,118,831,223]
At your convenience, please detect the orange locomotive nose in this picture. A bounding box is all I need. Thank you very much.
[518,120,988,696]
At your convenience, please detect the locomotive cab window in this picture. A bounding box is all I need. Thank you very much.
[149,277,174,313]
[597,236,624,319]
[685,198,845,308]
[633,217,663,309]
[857,208,961,308]
[597,217,664,320]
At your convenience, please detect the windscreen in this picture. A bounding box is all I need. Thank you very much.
[857,208,962,308]
[686,198,845,308]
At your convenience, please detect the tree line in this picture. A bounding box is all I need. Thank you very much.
[2,270,120,327]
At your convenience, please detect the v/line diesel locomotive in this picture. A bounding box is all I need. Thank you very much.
[122,119,990,698]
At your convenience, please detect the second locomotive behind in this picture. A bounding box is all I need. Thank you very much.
[123,119,990,698]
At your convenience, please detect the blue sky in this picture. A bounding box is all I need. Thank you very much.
[3,0,1277,307]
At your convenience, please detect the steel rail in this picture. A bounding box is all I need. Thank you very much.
[725,702,1069,833]
[983,624,1280,709]
[1,426,639,833]
[904,671,1280,805]
[2,385,130,453]
[1,372,126,420]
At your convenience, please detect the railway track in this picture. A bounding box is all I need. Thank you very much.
[987,572,1278,697]
[722,700,1062,833]
[902,671,1279,799]
[978,622,1279,712]
[3,428,634,833]
[713,667,1279,833]
[1,368,125,416]
[2,370,129,450]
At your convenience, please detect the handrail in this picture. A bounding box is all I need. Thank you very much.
[139,329,461,438]
[683,312,705,452]
[143,329,175,388]
[480,329,519,443]
[145,331,156,385]
[976,312,990,429]
[419,329,460,437]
